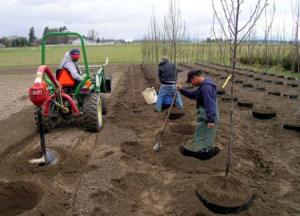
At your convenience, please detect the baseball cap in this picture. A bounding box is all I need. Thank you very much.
[186,69,203,83]
[70,48,80,59]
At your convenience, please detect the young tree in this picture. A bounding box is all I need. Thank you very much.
[150,12,160,64]
[292,0,300,73]
[212,0,268,176]
[164,0,186,63]
[263,2,276,72]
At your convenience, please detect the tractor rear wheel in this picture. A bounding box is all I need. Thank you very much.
[83,93,103,132]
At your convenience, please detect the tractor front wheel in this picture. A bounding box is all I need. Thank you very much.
[83,93,103,132]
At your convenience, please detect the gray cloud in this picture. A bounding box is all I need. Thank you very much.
[0,0,294,40]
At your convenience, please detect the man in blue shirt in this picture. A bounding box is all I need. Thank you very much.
[177,69,219,160]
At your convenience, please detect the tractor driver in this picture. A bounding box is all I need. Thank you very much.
[58,48,84,82]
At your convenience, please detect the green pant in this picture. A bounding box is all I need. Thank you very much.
[186,103,219,152]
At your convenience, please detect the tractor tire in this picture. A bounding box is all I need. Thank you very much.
[34,106,59,133]
[101,94,107,115]
[83,93,103,132]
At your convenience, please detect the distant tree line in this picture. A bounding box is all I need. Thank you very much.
[0,26,134,48]
[0,26,69,47]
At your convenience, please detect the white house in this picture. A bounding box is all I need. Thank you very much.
[71,38,97,45]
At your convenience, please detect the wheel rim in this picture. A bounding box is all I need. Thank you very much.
[97,97,103,128]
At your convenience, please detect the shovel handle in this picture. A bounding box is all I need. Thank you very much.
[222,75,232,89]
[160,76,184,133]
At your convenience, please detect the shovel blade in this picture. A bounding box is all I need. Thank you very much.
[153,141,161,152]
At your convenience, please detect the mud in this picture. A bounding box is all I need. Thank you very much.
[0,63,299,215]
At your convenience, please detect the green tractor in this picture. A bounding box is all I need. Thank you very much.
[29,32,111,132]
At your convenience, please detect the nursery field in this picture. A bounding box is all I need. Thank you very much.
[0,62,299,215]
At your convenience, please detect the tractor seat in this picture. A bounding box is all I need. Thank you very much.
[56,68,76,88]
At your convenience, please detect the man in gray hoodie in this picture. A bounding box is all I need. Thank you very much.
[58,48,83,82]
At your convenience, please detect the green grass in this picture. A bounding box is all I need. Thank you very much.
[0,44,143,68]
[1,42,299,80]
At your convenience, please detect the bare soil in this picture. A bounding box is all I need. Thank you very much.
[0,63,299,216]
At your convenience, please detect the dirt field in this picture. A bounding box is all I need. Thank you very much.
[0,63,299,216]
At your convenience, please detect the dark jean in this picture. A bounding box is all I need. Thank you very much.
[155,84,183,112]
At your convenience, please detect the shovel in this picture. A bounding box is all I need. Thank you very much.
[153,90,178,152]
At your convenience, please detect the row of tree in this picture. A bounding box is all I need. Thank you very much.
[0,26,68,47]
[0,26,121,48]
[141,0,299,177]
[141,0,299,73]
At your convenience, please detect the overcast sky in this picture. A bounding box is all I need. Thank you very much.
[0,0,296,40]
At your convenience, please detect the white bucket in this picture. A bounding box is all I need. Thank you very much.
[141,87,157,104]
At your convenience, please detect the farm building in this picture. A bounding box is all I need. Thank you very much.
[71,38,97,45]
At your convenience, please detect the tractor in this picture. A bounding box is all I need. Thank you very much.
[29,32,111,132]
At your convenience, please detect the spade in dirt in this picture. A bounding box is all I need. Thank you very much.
[153,91,179,152]
[29,108,57,166]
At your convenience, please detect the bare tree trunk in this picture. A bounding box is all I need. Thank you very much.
[212,0,268,176]
[296,0,300,73]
